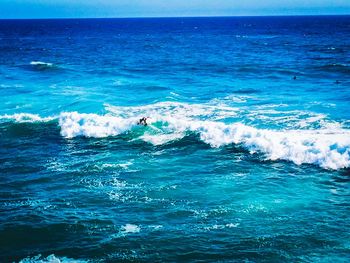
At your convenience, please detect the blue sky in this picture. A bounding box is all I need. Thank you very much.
[0,0,349,18]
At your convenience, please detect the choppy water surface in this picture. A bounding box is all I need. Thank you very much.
[0,16,350,262]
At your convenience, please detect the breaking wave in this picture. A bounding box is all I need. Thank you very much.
[1,102,350,170]
[58,112,350,169]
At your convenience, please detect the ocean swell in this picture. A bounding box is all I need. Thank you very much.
[56,112,350,170]
[1,109,350,170]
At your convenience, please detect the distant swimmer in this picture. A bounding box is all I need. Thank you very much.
[137,117,148,126]
[335,80,340,84]
[293,76,297,80]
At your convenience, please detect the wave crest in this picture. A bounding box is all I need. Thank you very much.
[57,111,350,170]
[59,112,136,138]
[30,61,53,67]
[0,113,55,123]
[1,105,350,170]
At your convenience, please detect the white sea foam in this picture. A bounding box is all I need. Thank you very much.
[149,225,163,230]
[204,223,240,231]
[140,132,185,145]
[185,120,350,170]
[2,100,350,170]
[120,224,140,234]
[57,111,350,170]
[58,112,136,138]
[0,113,55,123]
[30,61,54,67]
[105,101,239,120]
[102,161,133,169]
[19,254,87,263]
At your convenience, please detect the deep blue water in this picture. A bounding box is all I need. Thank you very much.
[0,16,350,262]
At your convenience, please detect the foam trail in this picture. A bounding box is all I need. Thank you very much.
[0,113,55,123]
[19,254,87,263]
[30,61,54,67]
[105,101,239,120]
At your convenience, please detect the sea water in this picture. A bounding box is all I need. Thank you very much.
[0,16,350,262]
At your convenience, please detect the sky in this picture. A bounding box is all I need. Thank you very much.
[0,0,349,19]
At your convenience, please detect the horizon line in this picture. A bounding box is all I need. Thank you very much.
[1,13,349,20]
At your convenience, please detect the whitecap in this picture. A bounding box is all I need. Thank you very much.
[58,111,136,138]
[54,110,350,169]
[2,100,350,170]
[30,61,54,67]
[204,223,240,231]
[0,113,55,123]
[120,224,140,234]
[149,225,163,230]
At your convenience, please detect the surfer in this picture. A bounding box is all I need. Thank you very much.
[137,117,148,126]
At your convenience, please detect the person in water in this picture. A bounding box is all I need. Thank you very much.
[137,117,148,126]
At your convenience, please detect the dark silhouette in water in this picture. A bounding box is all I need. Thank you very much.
[335,80,340,84]
[137,117,148,126]
[293,76,297,80]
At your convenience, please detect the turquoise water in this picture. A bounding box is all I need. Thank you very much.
[1,16,350,262]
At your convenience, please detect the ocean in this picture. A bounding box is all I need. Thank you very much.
[0,16,350,262]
